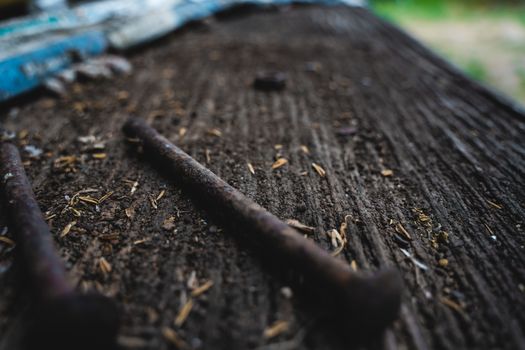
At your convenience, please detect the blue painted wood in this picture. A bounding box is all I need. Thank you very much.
[0,30,107,101]
[0,0,363,102]
[0,0,188,41]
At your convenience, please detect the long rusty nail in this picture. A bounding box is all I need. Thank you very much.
[123,117,402,335]
[0,140,119,350]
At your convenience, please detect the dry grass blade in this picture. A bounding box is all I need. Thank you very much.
[191,280,214,297]
[486,200,503,209]
[78,195,99,205]
[174,299,193,327]
[98,191,114,203]
[162,327,188,349]
[441,297,464,314]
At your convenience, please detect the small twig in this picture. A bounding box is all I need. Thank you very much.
[123,118,402,335]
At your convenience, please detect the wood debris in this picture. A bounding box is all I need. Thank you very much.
[124,179,139,195]
[381,169,394,177]
[61,188,100,216]
[60,221,76,237]
[174,299,193,327]
[441,297,463,314]
[149,196,159,210]
[98,191,114,203]
[179,127,187,138]
[311,163,326,177]
[351,260,358,271]
[417,213,431,223]
[339,215,350,242]
[207,128,222,137]
[438,258,449,267]
[133,238,149,245]
[0,236,15,245]
[125,207,135,219]
[54,155,78,172]
[395,223,412,240]
[78,195,99,205]
[162,216,177,231]
[263,320,289,339]
[271,158,288,170]
[99,257,112,275]
[285,219,314,234]
[162,327,188,349]
[326,229,345,256]
[205,149,211,163]
[155,190,165,201]
[300,145,310,154]
[92,153,107,159]
[247,162,255,175]
[191,280,214,297]
[18,130,29,139]
[117,90,129,101]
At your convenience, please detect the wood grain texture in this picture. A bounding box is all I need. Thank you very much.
[0,5,524,349]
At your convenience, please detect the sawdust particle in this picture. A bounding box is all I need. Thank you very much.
[263,320,289,339]
[312,163,326,177]
[247,162,255,175]
[271,158,288,170]
[60,221,76,238]
[99,257,112,275]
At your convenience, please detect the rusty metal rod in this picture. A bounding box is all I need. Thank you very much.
[0,140,119,350]
[124,117,402,334]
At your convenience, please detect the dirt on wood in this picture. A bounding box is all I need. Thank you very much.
[0,5,524,350]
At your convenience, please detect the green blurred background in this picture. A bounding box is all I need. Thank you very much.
[370,0,525,103]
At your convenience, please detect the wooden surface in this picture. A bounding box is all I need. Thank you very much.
[0,5,524,349]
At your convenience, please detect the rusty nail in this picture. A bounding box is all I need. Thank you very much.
[123,117,402,335]
[0,140,119,350]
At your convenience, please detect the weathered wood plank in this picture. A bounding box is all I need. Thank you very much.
[0,5,523,349]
